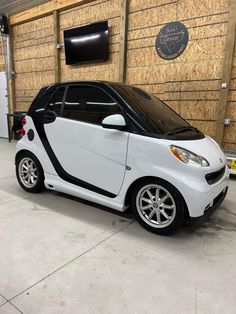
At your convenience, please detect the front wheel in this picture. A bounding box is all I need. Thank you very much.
[131,179,185,235]
[16,152,44,193]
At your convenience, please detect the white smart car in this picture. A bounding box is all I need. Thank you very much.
[15,81,229,235]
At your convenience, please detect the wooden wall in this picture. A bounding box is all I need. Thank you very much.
[11,0,121,111]
[13,15,54,111]
[59,0,121,82]
[6,0,236,149]
[0,36,5,72]
[223,41,236,149]
[127,0,230,140]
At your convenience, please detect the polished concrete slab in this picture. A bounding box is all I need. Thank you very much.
[0,295,7,307]
[0,139,236,314]
[0,303,20,314]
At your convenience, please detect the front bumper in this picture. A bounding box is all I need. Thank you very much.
[179,164,229,218]
[185,187,228,225]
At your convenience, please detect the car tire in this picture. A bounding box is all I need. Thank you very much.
[131,178,185,235]
[16,152,45,193]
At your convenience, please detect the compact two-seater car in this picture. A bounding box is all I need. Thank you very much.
[15,81,229,235]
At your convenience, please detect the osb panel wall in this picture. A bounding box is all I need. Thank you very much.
[59,0,121,82]
[13,15,54,111]
[223,43,236,149]
[0,36,5,72]
[127,0,230,139]
[10,0,235,149]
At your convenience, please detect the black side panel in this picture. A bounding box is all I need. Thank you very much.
[28,85,56,116]
[32,117,116,199]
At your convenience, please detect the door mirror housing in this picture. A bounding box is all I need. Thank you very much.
[44,109,57,124]
[102,114,126,130]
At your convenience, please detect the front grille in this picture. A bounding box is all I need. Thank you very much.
[205,166,226,185]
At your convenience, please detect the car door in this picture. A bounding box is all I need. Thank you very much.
[43,84,129,197]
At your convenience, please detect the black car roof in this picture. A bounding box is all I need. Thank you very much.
[42,80,126,89]
[28,80,130,117]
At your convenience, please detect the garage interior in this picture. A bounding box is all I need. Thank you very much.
[0,0,236,313]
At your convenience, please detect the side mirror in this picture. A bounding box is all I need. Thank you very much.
[102,114,126,130]
[44,110,57,124]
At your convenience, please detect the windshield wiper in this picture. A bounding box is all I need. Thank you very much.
[165,126,200,136]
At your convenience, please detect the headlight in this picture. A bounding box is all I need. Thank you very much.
[170,145,210,167]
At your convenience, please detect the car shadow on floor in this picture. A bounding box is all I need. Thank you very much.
[51,190,134,220]
[1,175,235,239]
[28,189,236,240]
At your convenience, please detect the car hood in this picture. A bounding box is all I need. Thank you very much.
[164,136,226,170]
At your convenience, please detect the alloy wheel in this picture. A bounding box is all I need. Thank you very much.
[18,157,38,188]
[136,184,176,228]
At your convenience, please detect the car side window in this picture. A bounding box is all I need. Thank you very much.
[47,87,65,115]
[62,85,121,125]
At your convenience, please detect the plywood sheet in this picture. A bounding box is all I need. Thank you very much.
[60,0,121,84]
[13,14,54,111]
[127,37,226,66]
[129,2,176,30]
[223,122,236,143]
[178,0,230,20]
[129,0,177,13]
[186,120,217,138]
[226,102,236,121]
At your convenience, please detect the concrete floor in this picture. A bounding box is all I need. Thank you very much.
[0,139,236,314]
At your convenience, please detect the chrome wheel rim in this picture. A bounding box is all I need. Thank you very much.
[136,184,176,228]
[19,157,38,188]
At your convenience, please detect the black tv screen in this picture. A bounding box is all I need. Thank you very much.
[64,21,109,65]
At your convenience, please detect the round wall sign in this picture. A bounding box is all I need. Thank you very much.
[156,21,189,60]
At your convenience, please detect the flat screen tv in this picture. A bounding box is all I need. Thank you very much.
[64,21,109,65]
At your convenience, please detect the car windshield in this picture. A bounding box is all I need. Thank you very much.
[114,85,190,135]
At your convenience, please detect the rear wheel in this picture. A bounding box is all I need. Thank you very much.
[16,152,44,193]
[131,179,185,235]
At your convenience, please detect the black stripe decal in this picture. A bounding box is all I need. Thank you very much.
[33,117,116,198]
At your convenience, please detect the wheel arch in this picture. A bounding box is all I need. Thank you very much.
[124,176,190,219]
[15,149,44,172]
[15,149,32,164]
[15,149,45,193]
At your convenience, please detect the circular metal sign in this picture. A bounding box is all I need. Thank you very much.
[156,21,189,60]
